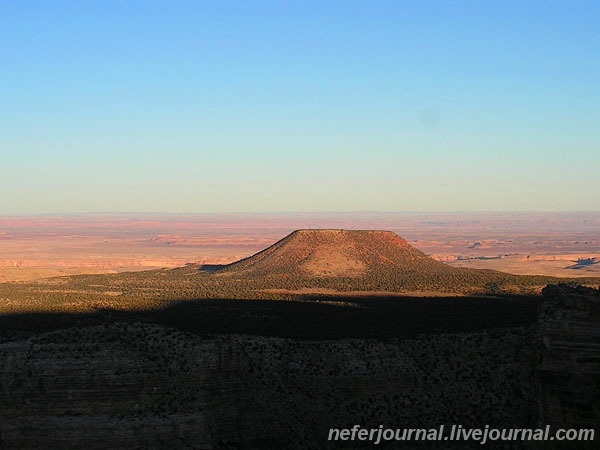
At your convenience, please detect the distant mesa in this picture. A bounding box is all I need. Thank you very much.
[212,229,566,295]
[220,229,450,278]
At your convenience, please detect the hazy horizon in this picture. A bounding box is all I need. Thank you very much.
[2,210,600,217]
[2,1,599,214]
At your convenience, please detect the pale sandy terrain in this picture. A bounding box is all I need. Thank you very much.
[447,254,600,278]
[1,212,599,282]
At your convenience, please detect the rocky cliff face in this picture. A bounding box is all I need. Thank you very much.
[536,285,600,433]
[0,323,417,449]
[3,283,598,449]
[0,321,536,449]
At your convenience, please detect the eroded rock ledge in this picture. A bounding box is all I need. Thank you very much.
[537,284,600,433]
[1,322,535,449]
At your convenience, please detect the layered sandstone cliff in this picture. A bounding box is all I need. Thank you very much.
[537,285,600,433]
[0,322,534,449]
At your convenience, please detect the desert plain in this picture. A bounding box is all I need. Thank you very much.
[1,211,598,283]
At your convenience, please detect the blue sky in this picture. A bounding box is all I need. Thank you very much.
[1,1,598,213]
